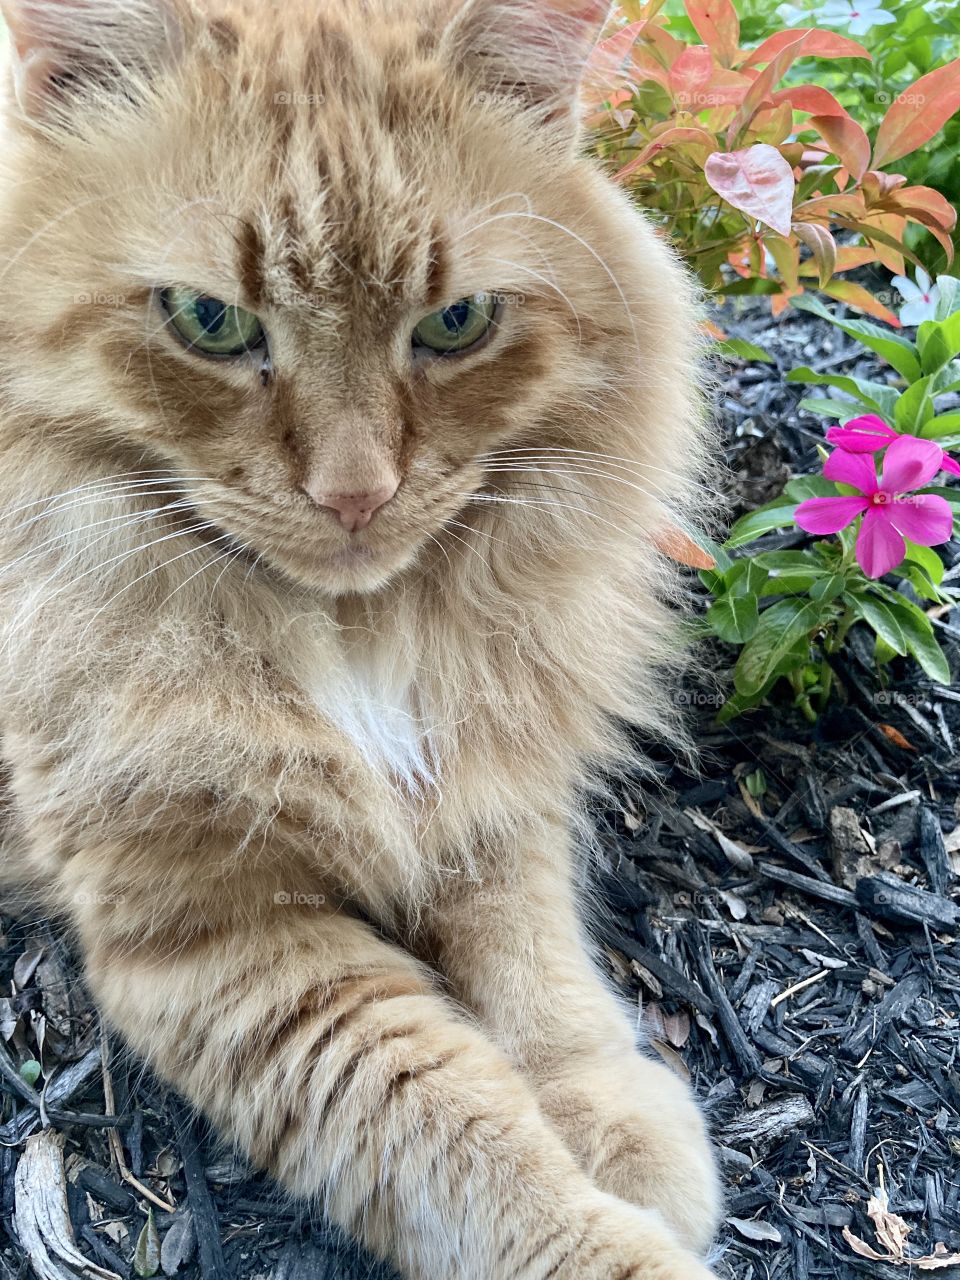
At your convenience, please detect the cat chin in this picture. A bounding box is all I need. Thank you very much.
[265,539,419,597]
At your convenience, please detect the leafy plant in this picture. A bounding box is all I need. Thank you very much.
[704,280,960,721]
[587,0,960,320]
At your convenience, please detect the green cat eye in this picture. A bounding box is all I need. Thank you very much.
[161,286,265,357]
[412,292,498,355]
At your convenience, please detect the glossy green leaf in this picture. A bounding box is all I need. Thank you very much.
[917,313,960,375]
[734,599,822,697]
[849,594,908,655]
[792,296,922,382]
[894,375,935,433]
[724,502,798,549]
[707,593,760,643]
[711,338,774,363]
[885,599,952,683]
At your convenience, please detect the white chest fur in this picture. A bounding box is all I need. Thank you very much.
[303,640,438,790]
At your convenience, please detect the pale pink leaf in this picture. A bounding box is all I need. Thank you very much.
[704,144,795,236]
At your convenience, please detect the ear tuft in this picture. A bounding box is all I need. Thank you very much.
[445,0,611,128]
[0,0,183,121]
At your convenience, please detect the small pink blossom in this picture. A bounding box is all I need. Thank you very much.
[825,415,960,477]
[796,436,954,578]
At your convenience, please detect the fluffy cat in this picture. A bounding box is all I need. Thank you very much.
[0,1,722,1276]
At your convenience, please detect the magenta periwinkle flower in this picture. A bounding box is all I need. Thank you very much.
[795,433,955,578]
[825,414,960,477]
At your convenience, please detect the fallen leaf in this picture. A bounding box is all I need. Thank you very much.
[878,723,915,751]
[728,1216,782,1244]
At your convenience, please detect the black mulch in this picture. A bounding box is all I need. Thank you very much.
[0,301,958,1279]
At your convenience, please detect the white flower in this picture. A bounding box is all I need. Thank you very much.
[775,2,814,22]
[891,267,941,326]
[817,0,897,34]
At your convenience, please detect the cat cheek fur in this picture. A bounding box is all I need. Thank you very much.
[0,1,722,1277]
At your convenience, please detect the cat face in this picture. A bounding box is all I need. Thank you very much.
[0,0,687,596]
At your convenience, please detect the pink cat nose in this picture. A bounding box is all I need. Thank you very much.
[314,483,398,533]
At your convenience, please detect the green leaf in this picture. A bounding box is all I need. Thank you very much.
[810,573,845,603]
[849,594,908,655]
[919,414,960,440]
[904,541,945,586]
[752,550,835,595]
[719,277,783,297]
[706,593,760,644]
[903,565,942,604]
[716,687,768,724]
[885,598,952,683]
[796,397,846,420]
[792,296,922,382]
[724,502,798,550]
[874,634,899,665]
[784,475,838,501]
[711,337,774,363]
[134,1209,161,1279]
[934,274,960,320]
[734,599,821,697]
[19,1060,41,1088]
[894,375,935,433]
[918,313,960,375]
[786,367,889,415]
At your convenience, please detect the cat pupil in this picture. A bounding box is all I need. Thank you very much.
[195,296,227,335]
[444,301,471,332]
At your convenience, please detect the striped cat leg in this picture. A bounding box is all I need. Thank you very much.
[419,829,723,1257]
[67,857,714,1280]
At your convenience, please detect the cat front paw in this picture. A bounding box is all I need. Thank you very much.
[536,1052,722,1256]
[557,1196,719,1280]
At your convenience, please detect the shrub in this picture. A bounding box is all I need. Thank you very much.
[587,0,960,320]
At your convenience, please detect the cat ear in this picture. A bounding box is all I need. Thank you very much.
[444,0,611,129]
[0,0,184,120]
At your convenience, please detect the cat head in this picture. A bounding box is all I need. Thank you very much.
[0,0,700,596]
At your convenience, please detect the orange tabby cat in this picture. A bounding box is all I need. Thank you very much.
[0,1,721,1275]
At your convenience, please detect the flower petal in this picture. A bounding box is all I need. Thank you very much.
[880,435,944,494]
[900,299,938,326]
[856,508,906,577]
[940,452,960,477]
[890,493,954,546]
[824,448,879,491]
[825,415,897,453]
[795,495,869,534]
[891,275,921,303]
[916,266,931,294]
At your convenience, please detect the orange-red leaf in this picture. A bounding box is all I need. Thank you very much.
[886,185,958,231]
[878,723,915,751]
[809,114,871,181]
[654,523,716,570]
[667,44,714,103]
[684,0,740,67]
[823,280,901,326]
[586,20,647,89]
[857,213,907,274]
[614,125,717,182]
[744,29,870,68]
[772,85,850,118]
[726,33,808,144]
[793,222,837,286]
[872,59,960,169]
[705,144,795,236]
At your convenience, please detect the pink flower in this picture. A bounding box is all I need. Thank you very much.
[825,415,960,477]
[796,436,954,578]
